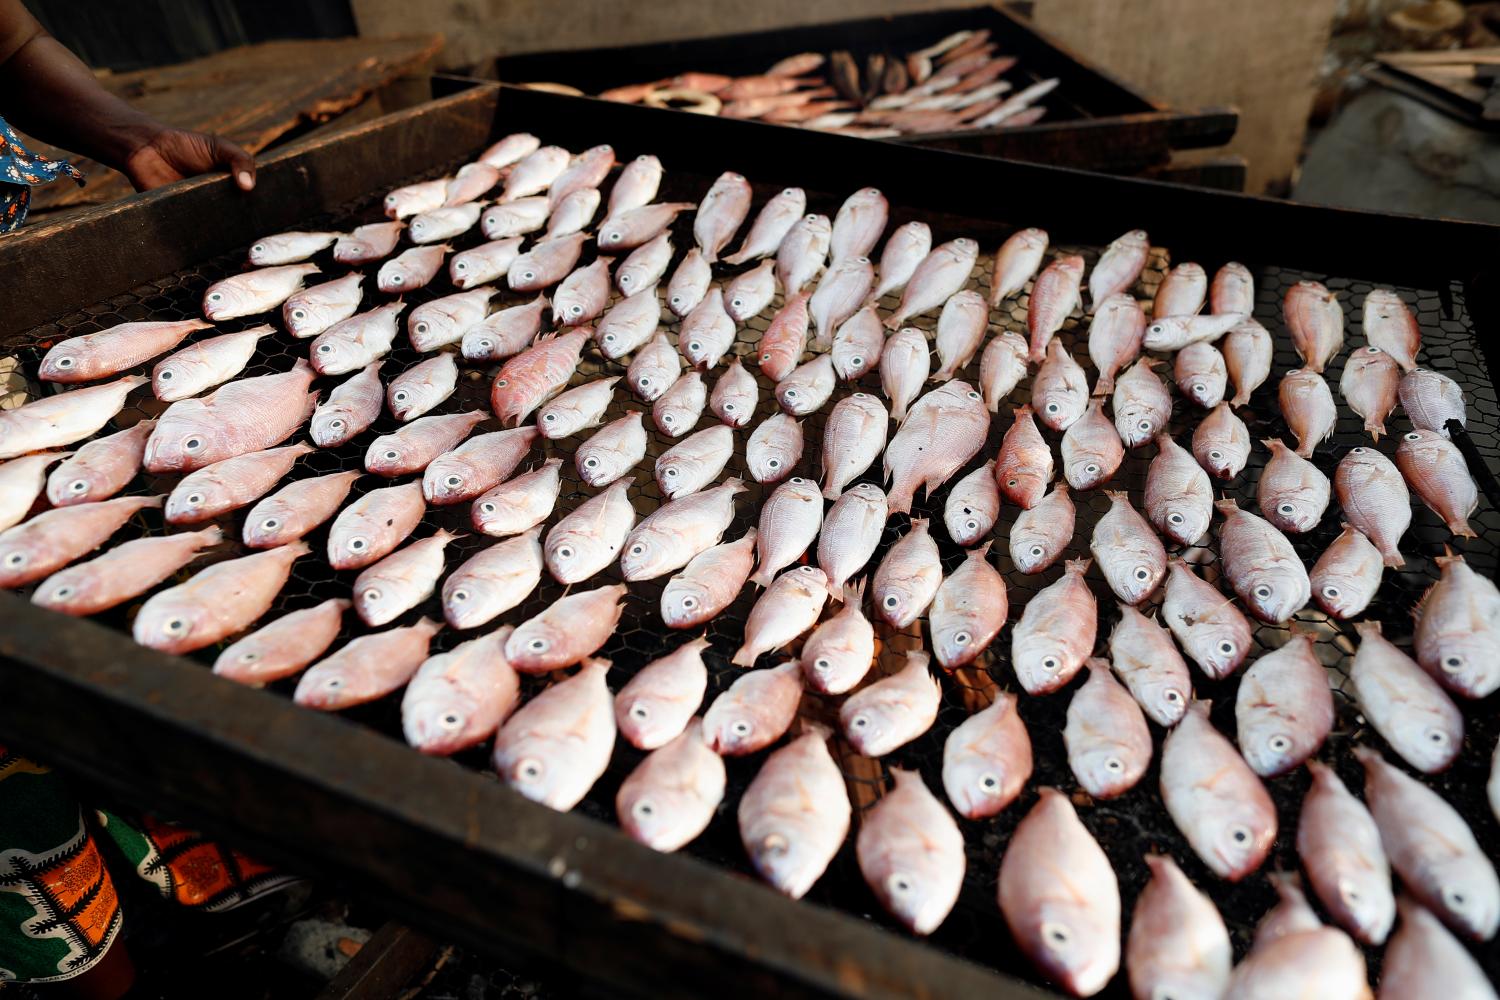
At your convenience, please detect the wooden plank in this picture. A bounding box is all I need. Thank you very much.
[317,923,438,1000]
[26,35,443,212]
[1030,0,1338,193]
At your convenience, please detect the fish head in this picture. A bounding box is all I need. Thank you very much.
[1018,901,1117,998]
[616,691,680,749]
[1071,742,1137,799]
[29,568,99,614]
[1199,441,1240,480]
[37,340,92,381]
[1011,635,1074,695]
[328,521,381,570]
[366,438,417,477]
[703,697,778,755]
[660,578,713,628]
[408,309,460,350]
[1157,501,1210,548]
[505,618,568,673]
[875,579,924,628]
[1323,869,1396,946]
[403,686,481,756]
[354,573,409,627]
[999,469,1047,509]
[869,854,955,937]
[655,453,699,498]
[49,466,106,505]
[801,643,865,695]
[1312,570,1364,618]
[943,744,1018,821]
[389,381,438,421]
[1263,487,1321,533]
[932,616,986,668]
[143,417,221,473]
[287,297,343,338]
[744,820,821,899]
[310,404,359,448]
[630,365,672,402]
[202,280,257,320]
[618,778,702,851]
[544,529,599,585]
[1117,404,1163,449]
[1427,635,1493,699]
[576,443,629,488]
[1242,568,1306,624]
[133,596,209,654]
[841,697,908,756]
[310,331,364,374]
[378,258,422,292]
[1011,533,1055,574]
[425,457,479,504]
[213,634,288,684]
[1065,452,1110,491]
[1203,808,1274,881]
[1429,859,1500,940]
[165,478,226,523]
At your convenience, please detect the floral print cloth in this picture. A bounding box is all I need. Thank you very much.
[0,115,85,232]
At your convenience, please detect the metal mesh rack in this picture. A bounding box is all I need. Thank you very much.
[7,131,1500,996]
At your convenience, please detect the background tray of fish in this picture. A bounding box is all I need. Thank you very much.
[3,85,1499,998]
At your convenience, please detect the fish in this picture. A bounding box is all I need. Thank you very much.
[885,238,979,329]
[1065,659,1151,799]
[1356,746,1500,940]
[1381,897,1497,998]
[401,627,520,755]
[1210,261,1255,316]
[134,541,308,653]
[45,419,151,506]
[594,285,662,361]
[0,494,162,588]
[387,353,457,421]
[461,294,549,363]
[1216,499,1311,623]
[1032,338,1089,431]
[990,227,1048,305]
[1112,357,1171,448]
[444,526,541,630]
[1011,558,1096,694]
[817,483,887,594]
[856,768,964,936]
[615,233,672,299]
[1280,366,1337,458]
[505,584,628,674]
[775,213,832,296]
[605,153,663,220]
[706,358,756,429]
[1053,401,1118,495]
[492,656,615,811]
[383,178,446,219]
[703,661,803,755]
[408,287,495,351]
[1160,700,1276,880]
[1285,279,1344,372]
[997,788,1121,998]
[0,452,64,531]
[655,424,733,499]
[444,238,528,289]
[1024,253,1084,361]
[1234,632,1332,775]
[38,318,211,384]
[310,301,404,375]
[32,525,221,616]
[212,597,350,686]
[1309,524,1383,619]
[203,264,318,321]
[507,232,588,293]
[543,478,636,585]
[941,692,1031,818]
[500,145,570,202]
[1397,428,1477,537]
[812,394,887,504]
[1153,261,1207,319]
[472,458,563,536]
[479,132,540,170]
[552,258,612,326]
[1414,551,1500,699]
[306,364,381,449]
[150,326,271,402]
[791,579,872,692]
[491,327,590,426]
[737,727,850,899]
[1086,293,1145,397]
[829,187,888,265]
[679,289,737,370]
[353,529,455,627]
[615,637,711,750]
[165,442,311,524]
[1088,229,1149,306]
[1334,445,1409,567]
[1362,289,1420,371]
[547,144,614,209]
[1351,621,1462,775]
[1400,367,1466,436]
[599,202,697,253]
[1142,312,1241,352]
[830,308,885,383]
[732,565,830,666]
[535,378,618,442]
[1108,603,1190,727]
[243,470,361,549]
[884,381,988,514]
[978,329,1029,411]
[1296,759,1397,945]
[328,478,428,569]
[625,331,681,403]
[1145,433,1213,546]
[809,256,874,349]
[1090,492,1166,606]
[862,518,942,631]
[775,355,836,417]
[621,478,745,581]
[757,291,812,382]
[693,171,752,263]
[377,244,448,294]
[424,425,539,505]
[661,527,757,629]
[880,326,930,421]
[725,260,776,324]
[1257,437,1330,533]
[409,203,483,244]
[616,719,726,853]
[1174,341,1226,409]
[575,412,647,488]
[1223,318,1273,408]
[653,370,707,438]
[994,404,1052,509]
[334,221,405,264]
[724,187,807,265]
[1227,915,1370,999]
[1162,559,1252,679]
[443,161,502,207]
[874,221,933,301]
[746,413,802,483]
[480,196,549,240]
[944,460,1000,547]
[1339,346,1401,440]
[1010,482,1074,574]
[1191,401,1251,480]
[365,410,487,477]
[1127,855,1232,1000]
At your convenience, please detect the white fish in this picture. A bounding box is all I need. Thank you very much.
[724,187,806,265]
[874,221,932,300]
[284,273,364,339]
[615,232,672,297]
[855,768,964,936]
[492,657,615,811]
[817,482,888,595]
[737,726,850,898]
[537,376,618,439]
[725,260,776,323]
[1298,760,1396,946]
[746,413,802,483]
[1127,855,1232,1000]
[440,528,543,630]
[831,305,885,382]
[978,329,1029,411]
[615,637,711,751]
[544,477,637,584]
[1109,603,1190,727]
[616,719,725,853]
[880,327,930,422]
[945,460,1000,547]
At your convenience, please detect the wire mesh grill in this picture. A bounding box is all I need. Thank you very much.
[8,149,1500,995]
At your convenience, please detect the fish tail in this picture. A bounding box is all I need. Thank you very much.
[1382,550,1405,569]
[886,482,914,516]
[1450,518,1478,538]
[1366,419,1384,441]
[730,645,757,667]
[1091,374,1113,397]
[748,568,772,588]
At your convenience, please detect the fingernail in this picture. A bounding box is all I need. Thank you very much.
[237,171,253,189]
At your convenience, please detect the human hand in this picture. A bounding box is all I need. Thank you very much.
[121,125,255,192]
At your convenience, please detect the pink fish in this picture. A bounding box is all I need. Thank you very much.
[377,245,447,294]
[365,410,487,477]
[327,480,426,570]
[1397,428,1477,537]
[383,178,446,219]
[1160,700,1276,881]
[599,202,696,253]
[856,769,964,935]
[213,597,349,685]
[775,213,831,296]
[1025,253,1085,361]
[661,527,757,629]
[1256,437,1329,533]
[679,288,736,370]
[1229,921,1370,999]
[997,789,1121,997]
[1223,318,1273,407]
[0,453,64,531]
[493,656,616,810]
[726,259,776,323]
[874,221,933,301]
[840,650,940,756]
[544,477,636,585]
[243,470,360,548]
[1152,261,1207,319]
[616,719,726,852]
[481,197,547,240]
[797,582,873,694]
[505,584,627,673]
[1285,279,1344,372]
[884,381,989,514]
[309,301,403,375]
[626,331,682,403]
[703,661,803,755]
[979,329,1029,411]
[1127,855,1231,1000]
[665,247,712,319]
[450,237,523,290]
[1334,446,1409,567]
[575,414,647,488]
[310,362,383,448]
[387,353,457,421]
[1090,492,1165,606]
[499,145,569,201]
[285,273,365,339]
[655,424,733,499]
[1309,524,1383,619]
[144,361,317,473]
[828,187,887,264]
[1032,338,1089,431]
[334,221,404,264]
[1380,898,1495,998]
[1279,367,1336,458]
[1061,400,1123,491]
[872,518,942,628]
[203,265,318,320]
[1174,341,1226,409]
[1108,604,1189,726]
[616,637,710,750]
[353,529,455,627]
[886,238,979,329]
[1011,558,1096,694]
[817,482,886,595]
[1010,482,1073,574]
[152,325,272,401]
[1216,499,1311,623]
[1145,433,1213,546]
[751,476,823,587]
[547,144,614,209]
[1413,551,1500,699]
[165,442,311,524]
[1192,401,1251,480]
[409,203,482,244]
[809,255,874,349]
[941,693,1030,819]
[1340,346,1401,440]
[441,528,543,629]
[621,479,744,582]
[1210,261,1254,316]
[1297,760,1395,945]
[1363,289,1420,371]
[757,291,811,383]
[1400,367,1466,436]
[820,393,887,500]
[32,525,221,616]
[1086,292,1144,397]
[706,360,757,432]
[401,627,520,756]
[990,227,1048,305]
[0,494,162,588]
[693,171,752,263]
[444,161,502,206]
[724,186,806,265]
[552,258,612,326]
[737,726,850,899]
[746,413,802,483]
[134,541,307,653]
[1142,312,1240,352]
[539,376,619,439]
[775,355,835,417]
[1065,659,1151,799]
[462,294,549,363]
[507,233,587,293]
[732,565,829,666]
[491,327,590,426]
[880,326,930,421]
[46,419,153,506]
[945,459,1000,547]
[423,427,538,505]
[1162,559,1252,679]
[1234,633,1331,775]
[1112,357,1171,448]
[1087,229,1148,307]
[994,404,1052,508]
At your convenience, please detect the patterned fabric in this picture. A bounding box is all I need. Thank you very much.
[0,115,86,232]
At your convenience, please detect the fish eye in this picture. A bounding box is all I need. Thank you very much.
[886,872,915,896]
[1277,503,1295,515]
[1218,640,1236,656]
[851,714,870,729]
[317,343,334,354]
[450,588,470,603]
[2,552,24,569]
[1268,734,1291,752]
[731,298,744,310]
[1254,585,1272,599]
[51,584,74,599]
[785,389,798,399]
[883,594,899,609]
[1085,463,1099,475]
[1041,655,1060,671]
[1168,512,1183,524]
[731,720,752,737]
[812,657,834,674]
[663,467,678,478]
[496,379,508,388]
[477,339,493,351]
[630,704,650,720]
[542,412,557,423]
[439,712,464,731]
[521,270,535,281]
[979,773,1001,793]
[455,261,468,271]
[1133,566,1151,581]
[480,503,496,514]
[238,650,261,663]
[619,274,632,286]
[1405,431,1421,441]
[528,637,548,652]
[1443,887,1469,911]
[673,296,685,307]
[568,304,582,316]
[631,798,655,820]
[557,545,575,559]
[184,492,204,506]
[638,377,652,389]
[1137,419,1151,431]
[954,631,971,646]
[1045,402,1059,414]
[680,595,697,609]
[363,587,382,603]
[767,458,781,469]
[208,292,222,302]
[1209,450,1223,460]
[348,536,368,551]
[184,437,203,452]
[1442,655,1464,673]
[1352,447,1365,454]
[584,457,600,469]
[662,414,675,425]
[1164,689,1183,704]
[1191,382,1205,394]
[1026,544,1043,558]
[516,757,544,782]
[390,274,404,285]
[1041,922,1072,950]
[329,418,345,430]
[164,617,188,636]
[1425,728,1448,746]
[630,544,645,556]
[604,333,617,344]
[688,340,702,353]
[67,479,88,494]
[967,519,980,532]
[1149,323,1163,335]
[1321,585,1340,599]
[385,195,398,205]
[414,322,428,335]
[1228,823,1251,845]
[383,450,399,461]
[56,356,75,369]
[1007,479,1018,487]
[1104,756,1124,773]
[393,390,409,403]
[850,355,864,368]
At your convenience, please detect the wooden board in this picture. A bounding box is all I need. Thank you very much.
[25,35,443,213]
[1030,0,1338,193]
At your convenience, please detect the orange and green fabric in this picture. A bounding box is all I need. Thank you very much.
[0,115,84,232]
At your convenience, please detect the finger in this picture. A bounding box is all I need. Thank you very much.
[210,134,256,191]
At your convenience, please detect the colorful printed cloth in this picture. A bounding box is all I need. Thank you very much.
[0,115,85,232]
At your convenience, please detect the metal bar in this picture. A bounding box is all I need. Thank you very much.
[317,923,439,1000]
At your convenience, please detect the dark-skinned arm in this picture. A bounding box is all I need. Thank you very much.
[0,0,255,191]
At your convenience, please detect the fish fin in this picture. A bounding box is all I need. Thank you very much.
[1213,498,1240,517]
[1064,557,1091,575]
[730,645,757,667]
[843,579,867,606]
